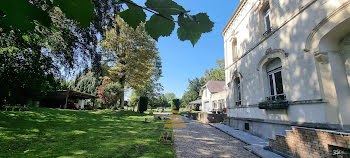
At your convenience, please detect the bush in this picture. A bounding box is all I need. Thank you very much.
[138,96,148,113]
[171,99,180,111]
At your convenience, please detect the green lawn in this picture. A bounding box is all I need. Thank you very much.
[0,108,174,158]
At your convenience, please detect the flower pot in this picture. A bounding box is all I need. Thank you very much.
[258,101,289,109]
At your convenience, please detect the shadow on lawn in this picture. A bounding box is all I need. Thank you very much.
[0,108,174,158]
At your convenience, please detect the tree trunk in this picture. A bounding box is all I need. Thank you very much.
[119,74,126,109]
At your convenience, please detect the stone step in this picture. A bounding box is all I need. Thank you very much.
[244,145,284,158]
[210,123,284,158]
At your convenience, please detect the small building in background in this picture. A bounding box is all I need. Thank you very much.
[188,99,202,111]
[200,81,227,113]
[41,90,97,109]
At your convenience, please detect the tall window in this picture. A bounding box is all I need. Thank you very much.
[263,5,271,32]
[232,38,238,62]
[266,58,284,100]
[234,78,241,105]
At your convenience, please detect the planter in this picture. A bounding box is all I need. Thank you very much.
[258,101,289,109]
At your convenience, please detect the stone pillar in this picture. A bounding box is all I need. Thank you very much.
[314,52,341,125]
[328,51,350,129]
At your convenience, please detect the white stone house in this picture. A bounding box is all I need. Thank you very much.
[200,81,227,113]
[223,0,350,139]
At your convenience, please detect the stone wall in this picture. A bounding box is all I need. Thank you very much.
[227,117,291,139]
[269,127,350,157]
[187,113,226,124]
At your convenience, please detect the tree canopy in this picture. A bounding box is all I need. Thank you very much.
[203,58,225,82]
[181,77,205,106]
[0,0,214,46]
[101,17,160,108]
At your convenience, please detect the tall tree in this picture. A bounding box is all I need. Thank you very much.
[153,95,170,108]
[203,58,225,82]
[97,79,122,106]
[181,77,205,105]
[101,17,158,108]
[73,71,100,95]
[164,93,176,103]
[0,6,80,105]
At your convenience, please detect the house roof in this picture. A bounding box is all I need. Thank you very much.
[57,90,97,99]
[204,81,226,93]
[189,99,202,105]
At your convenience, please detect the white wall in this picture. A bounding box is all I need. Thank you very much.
[223,0,350,125]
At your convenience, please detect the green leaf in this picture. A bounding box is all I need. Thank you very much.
[119,3,146,29]
[177,13,214,46]
[145,15,175,40]
[0,0,95,32]
[177,27,201,46]
[0,0,51,32]
[23,35,30,42]
[53,0,95,28]
[145,0,185,16]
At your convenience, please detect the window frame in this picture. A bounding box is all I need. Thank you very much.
[263,7,271,32]
[234,78,242,106]
[267,66,285,100]
[231,38,238,62]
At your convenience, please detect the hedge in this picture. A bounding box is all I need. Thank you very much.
[138,96,148,113]
[171,99,180,111]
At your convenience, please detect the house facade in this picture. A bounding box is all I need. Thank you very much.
[223,0,350,140]
[200,81,227,113]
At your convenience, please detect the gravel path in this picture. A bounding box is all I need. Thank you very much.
[174,117,258,158]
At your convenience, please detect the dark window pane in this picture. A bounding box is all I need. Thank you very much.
[275,71,284,95]
[265,15,271,30]
[269,74,274,96]
[235,79,241,102]
[238,84,241,101]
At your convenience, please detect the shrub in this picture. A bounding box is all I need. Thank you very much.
[138,96,148,113]
[171,99,180,111]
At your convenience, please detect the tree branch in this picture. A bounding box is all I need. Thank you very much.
[120,0,177,22]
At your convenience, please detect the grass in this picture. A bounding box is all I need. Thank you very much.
[0,108,174,158]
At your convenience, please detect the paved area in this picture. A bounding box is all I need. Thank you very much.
[210,123,284,158]
[210,123,268,148]
[174,117,258,158]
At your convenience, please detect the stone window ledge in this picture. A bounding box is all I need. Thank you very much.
[228,99,327,109]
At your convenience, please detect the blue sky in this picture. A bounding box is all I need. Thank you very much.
[122,0,239,99]
[145,0,239,98]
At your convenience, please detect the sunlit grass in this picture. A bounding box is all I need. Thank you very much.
[0,108,173,158]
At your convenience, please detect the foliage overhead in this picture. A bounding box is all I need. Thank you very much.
[118,1,146,29]
[0,0,94,32]
[0,0,214,46]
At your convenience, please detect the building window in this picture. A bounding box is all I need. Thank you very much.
[263,5,271,34]
[266,58,285,100]
[234,78,241,105]
[232,38,238,62]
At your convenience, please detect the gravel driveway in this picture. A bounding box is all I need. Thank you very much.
[173,117,258,158]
